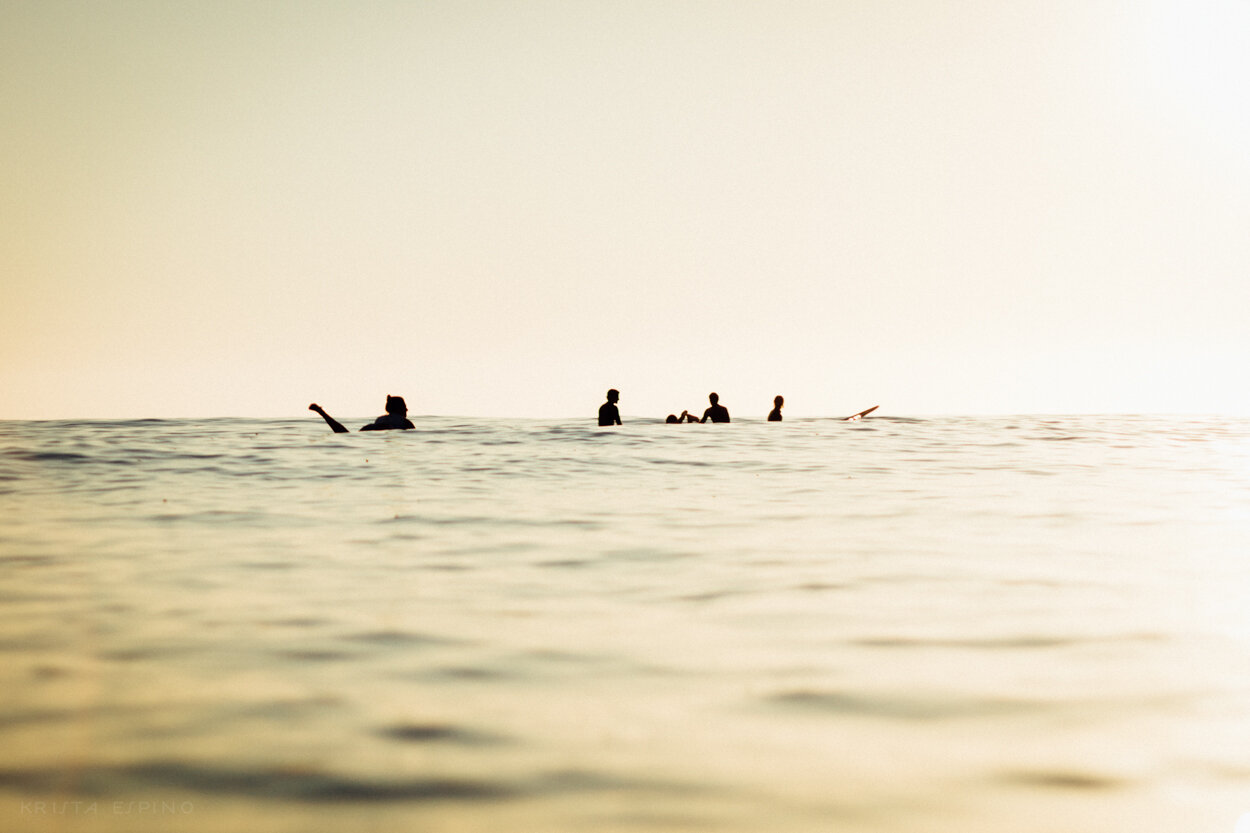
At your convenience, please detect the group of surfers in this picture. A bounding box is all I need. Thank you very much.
[598,390,784,426]
[308,391,785,433]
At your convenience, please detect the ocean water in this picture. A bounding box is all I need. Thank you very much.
[2,414,1250,833]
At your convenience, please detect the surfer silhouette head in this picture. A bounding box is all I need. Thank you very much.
[385,395,408,417]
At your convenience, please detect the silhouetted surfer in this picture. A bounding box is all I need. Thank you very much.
[768,395,784,422]
[700,392,730,423]
[665,410,698,423]
[599,389,622,426]
[309,396,415,433]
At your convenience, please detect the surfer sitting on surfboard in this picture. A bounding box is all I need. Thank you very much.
[768,395,784,422]
[700,393,730,423]
[309,396,415,433]
[598,389,622,426]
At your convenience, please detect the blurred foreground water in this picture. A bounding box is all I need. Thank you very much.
[2,414,1249,832]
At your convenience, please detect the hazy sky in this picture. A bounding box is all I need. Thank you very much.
[3,0,1248,419]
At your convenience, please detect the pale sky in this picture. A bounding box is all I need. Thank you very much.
[2,0,1248,419]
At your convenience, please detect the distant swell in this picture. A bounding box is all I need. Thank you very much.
[0,762,702,803]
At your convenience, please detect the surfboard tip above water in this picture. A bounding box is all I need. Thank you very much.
[844,405,879,421]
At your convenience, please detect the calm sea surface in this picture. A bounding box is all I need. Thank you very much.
[2,414,1249,833]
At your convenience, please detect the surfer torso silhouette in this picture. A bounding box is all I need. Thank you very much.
[768,395,783,422]
[599,389,622,426]
[700,393,730,423]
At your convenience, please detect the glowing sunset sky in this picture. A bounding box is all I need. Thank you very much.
[2,1,1247,419]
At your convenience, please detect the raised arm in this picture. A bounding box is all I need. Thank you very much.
[309,403,349,434]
